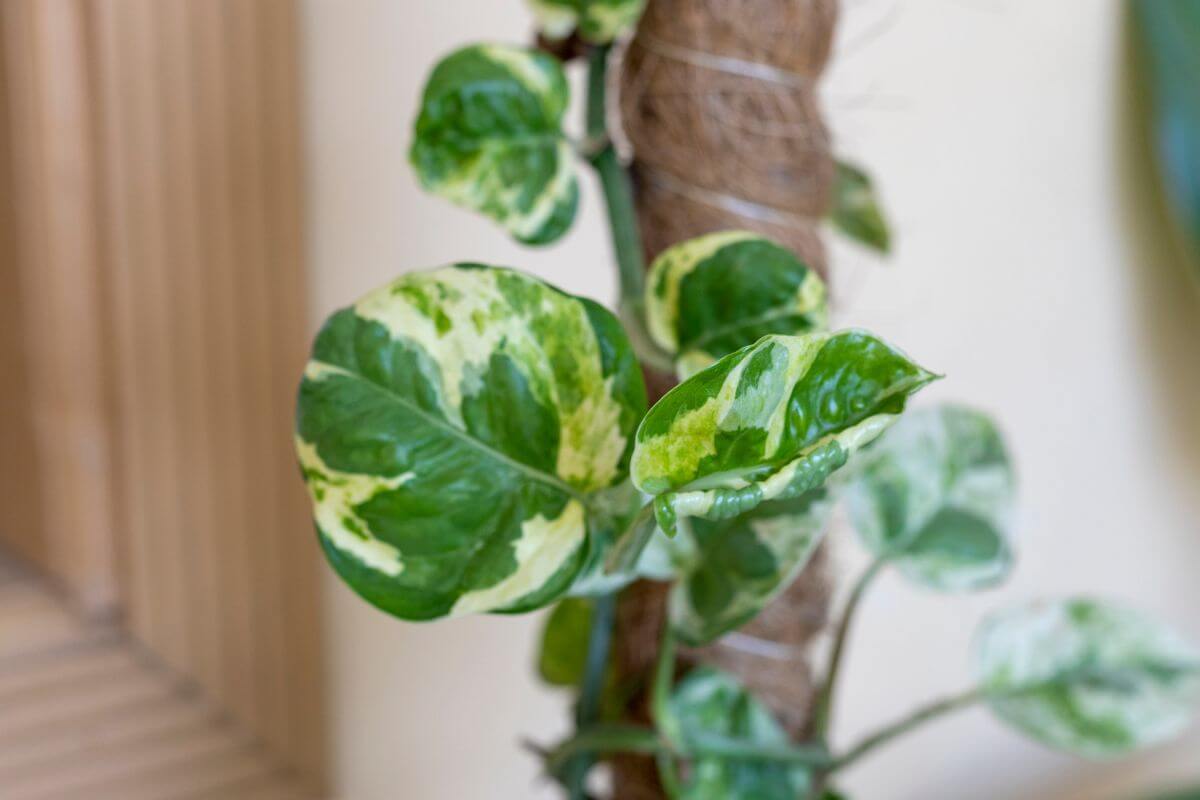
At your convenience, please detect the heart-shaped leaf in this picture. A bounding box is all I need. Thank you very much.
[974,598,1200,757]
[669,489,834,646]
[830,161,890,254]
[410,45,578,245]
[631,331,937,538]
[295,264,646,620]
[663,667,812,799]
[843,404,1016,591]
[644,232,828,379]
[527,0,647,44]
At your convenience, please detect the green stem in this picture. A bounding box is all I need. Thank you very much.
[651,620,677,734]
[583,45,646,316]
[813,557,886,738]
[547,724,833,776]
[564,592,618,799]
[827,686,984,773]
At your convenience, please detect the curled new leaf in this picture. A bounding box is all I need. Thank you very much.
[831,161,890,254]
[631,331,937,538]
[410,45,578,244]
[843,404,1016,591]
[295,264,647,620]
[527,0,647,44]
[669,490,834,646]
[644,232,829,379]
[663,667,812,799]
[974,598,1200,757]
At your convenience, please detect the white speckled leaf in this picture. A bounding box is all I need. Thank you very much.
[631,331,936,539]
[526,0,646,43]
[410,45,578,244]
[664,667,812,799]
[669,489,834,645]
[644,232,829,379]
[843,404,1016,591]
[974,598,1200,757]
[295,264,646,620]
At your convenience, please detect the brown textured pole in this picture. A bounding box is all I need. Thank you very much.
[612,2,839,795]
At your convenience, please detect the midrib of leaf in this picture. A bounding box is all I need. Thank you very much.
[312,360,589,506]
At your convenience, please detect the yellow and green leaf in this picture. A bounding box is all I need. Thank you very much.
[644,232,828,379]
[410,45,578,244]
[527,0,646,44]
[295,264,647,620]
[631,331,937,538]
[669,489,834,646]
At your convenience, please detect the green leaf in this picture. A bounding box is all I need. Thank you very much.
[974,598,1200,757]
[644,232,829,379]
[295,264,647,620]
[1133,1,1200,272]
[663,667,811,799]
[830,161,890,254]
[538,597,593,686]
[669,489,834,646]
[843,404,1016,591]
[410,45,578,245]
[631,331,937,538]
[527,0,647,44]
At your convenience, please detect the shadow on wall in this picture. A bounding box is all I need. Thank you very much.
[1117,7,1200,493]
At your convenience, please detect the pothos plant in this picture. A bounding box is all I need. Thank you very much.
[294,4,1200,797]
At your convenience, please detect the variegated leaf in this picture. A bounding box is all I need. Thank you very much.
[831,161,890,254]
[410,45,578,245]
[631,331,937,538]
[295,264,647,620]
[974,598,1200,757]
[843,404,1016,591]
[663,667,812,799]
[527,0,647,44]
[670,489,834,645]
[644,232,828,379]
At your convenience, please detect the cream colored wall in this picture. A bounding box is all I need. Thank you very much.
[301,2,1200,798]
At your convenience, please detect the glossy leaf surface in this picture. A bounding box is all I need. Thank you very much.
[843,404,1015,591]
[664,667,811,799]
[527,0,647,43]
[295,264,646,620]
[831,161,890,254]
[670,490,833,645]
[631,331,936,537]
[410,45,578,244]
[975,598,1200,757]
[644,232,828,379]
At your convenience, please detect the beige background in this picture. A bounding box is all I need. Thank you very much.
[300,1,1200,798]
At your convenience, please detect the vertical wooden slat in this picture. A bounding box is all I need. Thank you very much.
[0,2,47,572]
[0,0,118,614]
[260,0,328,771]
[157,0,223,693]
